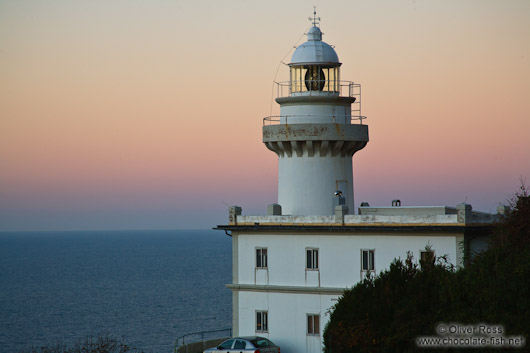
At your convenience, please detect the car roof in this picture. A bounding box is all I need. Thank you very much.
[235,336,268,341]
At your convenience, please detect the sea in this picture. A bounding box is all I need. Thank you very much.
[0,229,232,353]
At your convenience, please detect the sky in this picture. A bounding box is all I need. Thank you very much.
[1,0,529,231]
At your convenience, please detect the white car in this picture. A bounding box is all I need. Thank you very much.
[204,336,280,353]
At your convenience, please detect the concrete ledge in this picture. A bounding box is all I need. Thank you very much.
[215,224,493,234]
[263,123,368,142]
[276,96,356,105]
[226,284,345,295]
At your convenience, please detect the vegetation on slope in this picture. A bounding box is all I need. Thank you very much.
[18,334,146,353]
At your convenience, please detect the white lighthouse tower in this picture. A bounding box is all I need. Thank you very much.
[263,14,368,215]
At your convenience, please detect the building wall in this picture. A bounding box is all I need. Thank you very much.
[236,291,336,353]
[235,231,461,288]
[231,231,463,353]
[278,155,354,216]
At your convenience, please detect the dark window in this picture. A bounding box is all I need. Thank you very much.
[218,340,234,350]
[306,248,319,270]
[420,250,435,265]
[256,311,268,332]
[234,340,246,349]
[256,248,268,269]
[252,339,273,348]
[362,249,375,272]
[307,314,320,335]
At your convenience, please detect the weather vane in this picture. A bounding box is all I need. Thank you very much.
[308,6,320,27]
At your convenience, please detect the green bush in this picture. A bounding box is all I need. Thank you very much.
[324,187,530,353]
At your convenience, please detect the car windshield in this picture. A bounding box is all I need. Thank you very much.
[251,338,272,348]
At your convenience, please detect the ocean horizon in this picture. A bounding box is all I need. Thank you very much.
[0,229,232,353]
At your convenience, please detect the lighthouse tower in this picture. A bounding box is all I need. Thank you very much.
[263,15,368,215]
[217,14,499,353]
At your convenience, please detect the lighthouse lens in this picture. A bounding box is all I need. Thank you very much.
[304,66,326,91]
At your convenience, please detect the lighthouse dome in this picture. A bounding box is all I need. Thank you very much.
[290,26,340,66]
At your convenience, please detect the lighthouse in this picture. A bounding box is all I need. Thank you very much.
[263,14,368,216]
[216,13,499,353]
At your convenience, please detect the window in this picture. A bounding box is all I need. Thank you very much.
[256,248,268,269]
[256,311,268,332]
[218,340,234,350]
[420,250,435,265]
[361,249,375,272]
[307,314,320,335]
[252,338,273,348]
[306,248,319,270]
[234,340,246,349]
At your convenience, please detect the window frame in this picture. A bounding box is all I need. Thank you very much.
[256,310,268,333]
[256,247,268,269]
[361,249,375,272]
[306,248,319,270]
[307,314,320,336]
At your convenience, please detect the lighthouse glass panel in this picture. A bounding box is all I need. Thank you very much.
[290,65,339,94]
[304,66,325,91]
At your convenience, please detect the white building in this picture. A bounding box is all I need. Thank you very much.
[216,15,500,353]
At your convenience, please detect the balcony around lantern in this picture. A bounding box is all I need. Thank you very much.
[263,114,366,126]
[265,80,366,126]
[275,80,359,99]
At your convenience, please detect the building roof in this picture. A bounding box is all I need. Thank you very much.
[216,203,501,234]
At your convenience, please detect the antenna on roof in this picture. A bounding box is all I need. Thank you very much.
[308,6,320,27]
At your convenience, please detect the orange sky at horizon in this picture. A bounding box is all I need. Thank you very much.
[1,0,529,230]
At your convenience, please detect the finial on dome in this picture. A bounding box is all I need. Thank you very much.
[308,6,320,27]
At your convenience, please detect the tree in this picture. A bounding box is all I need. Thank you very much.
[324,186,530,353]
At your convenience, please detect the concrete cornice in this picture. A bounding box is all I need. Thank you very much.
[262,124,368,158]
[215,224,492,234]
[263,123,368,143]
[226,284,345,295]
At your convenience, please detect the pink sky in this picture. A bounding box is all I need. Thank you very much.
[1,0,529,230]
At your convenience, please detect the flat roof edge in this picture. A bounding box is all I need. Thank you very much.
[214,224,493,233]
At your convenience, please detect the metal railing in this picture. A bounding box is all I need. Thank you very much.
[270,81,364,126]
[263,114,367,126]
[174,328,232,353]
[275,80,360,99]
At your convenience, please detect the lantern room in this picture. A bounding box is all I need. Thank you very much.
[289,26,341,95]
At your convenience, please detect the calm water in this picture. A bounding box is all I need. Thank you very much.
[0,230,232,353]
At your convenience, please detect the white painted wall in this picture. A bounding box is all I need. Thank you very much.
[278,155,354,216]
[237,291,336,353]
[236,232,460,288]
[231,231,463,353]
[280,104,351,124]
